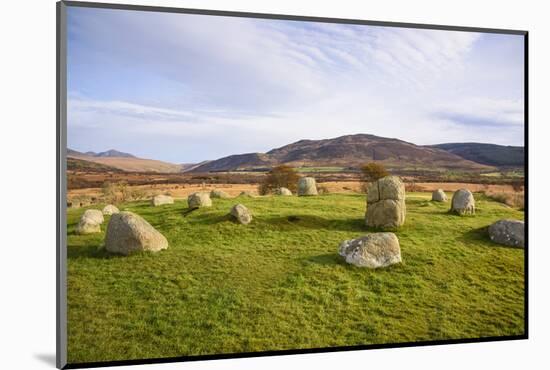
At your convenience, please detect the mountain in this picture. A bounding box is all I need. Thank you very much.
[429,143,524,167]
[67,157,122,172]
[67,148,182,173]
[79,149,136,158]
[180,160,213,173]
[191,134,495,172]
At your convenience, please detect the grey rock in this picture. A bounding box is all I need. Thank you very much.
[76,209,104,234]
[275,187,292,196]
[210,189,231,199]
[366,176,406,228]
[102,204,120,215]
[151,194,174,207]
[431,189,447,202]
[239,191,257,197]
[488,219,524,248]
[450,189,475,215]
[230,204,252,224]
[188,192,212,208]
[298,177,318,196]
[339,233,402,268]
[104,211,168,255]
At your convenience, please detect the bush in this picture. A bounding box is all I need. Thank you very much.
[405,182,424,192]
[359,162,389,193]
[258,165,300,195]
[318,185,329,194]
[511,180,524,192]
[483,190,525,210]
[360,163,389,183]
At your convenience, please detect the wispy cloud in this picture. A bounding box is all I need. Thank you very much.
[67,7,524,162]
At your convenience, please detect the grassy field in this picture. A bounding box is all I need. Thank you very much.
[66,192,525,364]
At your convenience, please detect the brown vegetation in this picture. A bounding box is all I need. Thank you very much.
[483,190,525,210]
[258,165,300,195]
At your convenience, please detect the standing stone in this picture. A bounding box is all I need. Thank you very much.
[298,177,318,196]
[276,187,292,196]
[210,189,230,199]
[102,204,120,215]
[450,189,475,215]
[230,204,253,224]
[339,233,402,268]
[432,189,447,202]
[188,192,212,208]
[104,211,168,255]
[488,219,524,248]
[151,194,174,207]
[76,209,104,234]
[365,176,406,228]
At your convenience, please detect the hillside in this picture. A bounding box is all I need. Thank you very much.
[67,157,121,172]
[67,149,182,173]
[191,134,494,172]
[430,143,524,167]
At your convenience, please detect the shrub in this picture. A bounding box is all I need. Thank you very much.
[483,190,525,210]
[318,185,329,194]
[405,182,424,192]
[258,165,300,195]
[101,181,117,203]
[511,180,524,192]
[360,163,389,183]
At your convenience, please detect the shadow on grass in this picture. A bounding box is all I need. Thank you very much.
[260,215,366,232]
[67,244,113,259]
[187,212,234,225]
[307,253,346,266]
[457,225,523,249]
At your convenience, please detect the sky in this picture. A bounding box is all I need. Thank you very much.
[66,7,525,163]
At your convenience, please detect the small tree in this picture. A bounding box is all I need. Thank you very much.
[360,162,389,193]
[258,165,300,195]
[361,162,389,183]
[101,181,117,203]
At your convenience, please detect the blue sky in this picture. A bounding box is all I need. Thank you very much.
[67,7,525,163]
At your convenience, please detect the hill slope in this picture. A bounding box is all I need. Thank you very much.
[430,143,524,167]
[191,134,494,172]
[67,157,122,172]
[67,149,182,173]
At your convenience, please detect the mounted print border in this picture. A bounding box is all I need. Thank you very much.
[57,1,528,369]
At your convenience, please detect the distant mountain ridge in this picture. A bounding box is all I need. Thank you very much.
[67,148,182,173]
[190,134,500,173]
[74,149,136,158]
[429,143,524,167]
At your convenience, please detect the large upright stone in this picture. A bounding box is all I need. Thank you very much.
[366,176,406,228]
[188,192,212,208]
[339,233,402,268]
[450,189,475,215]
[298,177,318,196]
[151,194,174,207]
[104,211,168,255]
[488,219,524,248]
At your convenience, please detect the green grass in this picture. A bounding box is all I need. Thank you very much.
[67,192,524,363]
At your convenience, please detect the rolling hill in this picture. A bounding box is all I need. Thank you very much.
[67,157,122,172]
[429,143,524,167]
[67,149,182,173]
[190,134,496,172]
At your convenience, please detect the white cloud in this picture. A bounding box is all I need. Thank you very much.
[67,8,525,162]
